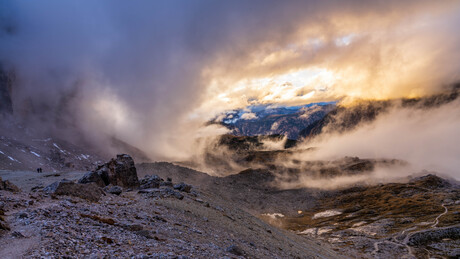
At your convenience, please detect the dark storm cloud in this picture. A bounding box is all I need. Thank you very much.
[0,0,459,159]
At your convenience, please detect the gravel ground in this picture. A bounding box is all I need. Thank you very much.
[0,170,341,259]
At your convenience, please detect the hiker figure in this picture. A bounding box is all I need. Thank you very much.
[39,168,43,173]
[37,168,40,173]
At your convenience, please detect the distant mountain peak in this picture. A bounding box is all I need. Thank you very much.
[212,101,337,139]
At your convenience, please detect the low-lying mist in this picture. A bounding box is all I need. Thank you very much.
[296,99,460,178]
[182,93,460,190]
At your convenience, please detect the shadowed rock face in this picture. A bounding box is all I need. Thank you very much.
[44,179,104,202]
[79,154,139,188]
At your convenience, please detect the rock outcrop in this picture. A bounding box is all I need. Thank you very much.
[410,174,452,189]
[173,183,192,193]
[106,185,122,195]
[44,179,104,202]
[0,201,9,231]
[139,175,163,189]
[79,154,139,188]
[408,226,460,246]
[0,177,20,193]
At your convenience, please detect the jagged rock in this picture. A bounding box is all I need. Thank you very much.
[0,221,10,231]
[0,177,20,192]
[31,185,44,192]
[107,186,122,195]
[44,179,104,202]
[226,244,245,256]
[139,188,184,200]
[18,212,28,218]
[173,183,192,193]
[408,226,460,246]
[79,171,107,187]
[139,175,163,189]
[79,154,139,188]
[161,177,173,187]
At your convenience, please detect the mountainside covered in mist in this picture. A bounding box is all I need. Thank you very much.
[299,87,460,140]
[0,67,150,169]
[212,86,459,143]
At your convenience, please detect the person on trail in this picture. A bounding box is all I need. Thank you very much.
[37,168,40,173]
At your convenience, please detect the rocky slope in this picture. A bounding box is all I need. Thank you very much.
[138,162,460,258]
[0,122,103,172]
[0,155,340,259]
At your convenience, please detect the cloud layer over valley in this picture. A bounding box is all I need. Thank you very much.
[1,0,459,169]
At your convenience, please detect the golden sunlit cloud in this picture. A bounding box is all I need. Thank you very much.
[193,1,460,120]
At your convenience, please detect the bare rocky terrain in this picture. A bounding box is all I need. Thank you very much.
[0,128,458,258]
[0,155,340,259]
[137,162,460,258]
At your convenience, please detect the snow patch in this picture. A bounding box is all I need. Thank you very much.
[53,143,67,154]
[0,150,4,155]
[318,227,334,235]
[80,154,90,160]
[312,210,342,219]
[299,228,317,235]
[299,227,334,236]
[262,213,285,219]
[7,156,21,163]
[31,151,41,157]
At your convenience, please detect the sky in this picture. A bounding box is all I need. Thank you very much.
[1,0,460,160]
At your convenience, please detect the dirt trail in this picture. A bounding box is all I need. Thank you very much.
[372,203,448,258]
[431,204,448,228]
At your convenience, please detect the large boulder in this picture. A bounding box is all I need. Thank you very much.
[79,154,139,188]
[79,170,108,187]
[44,179,104,202]
[0,177,20,192]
